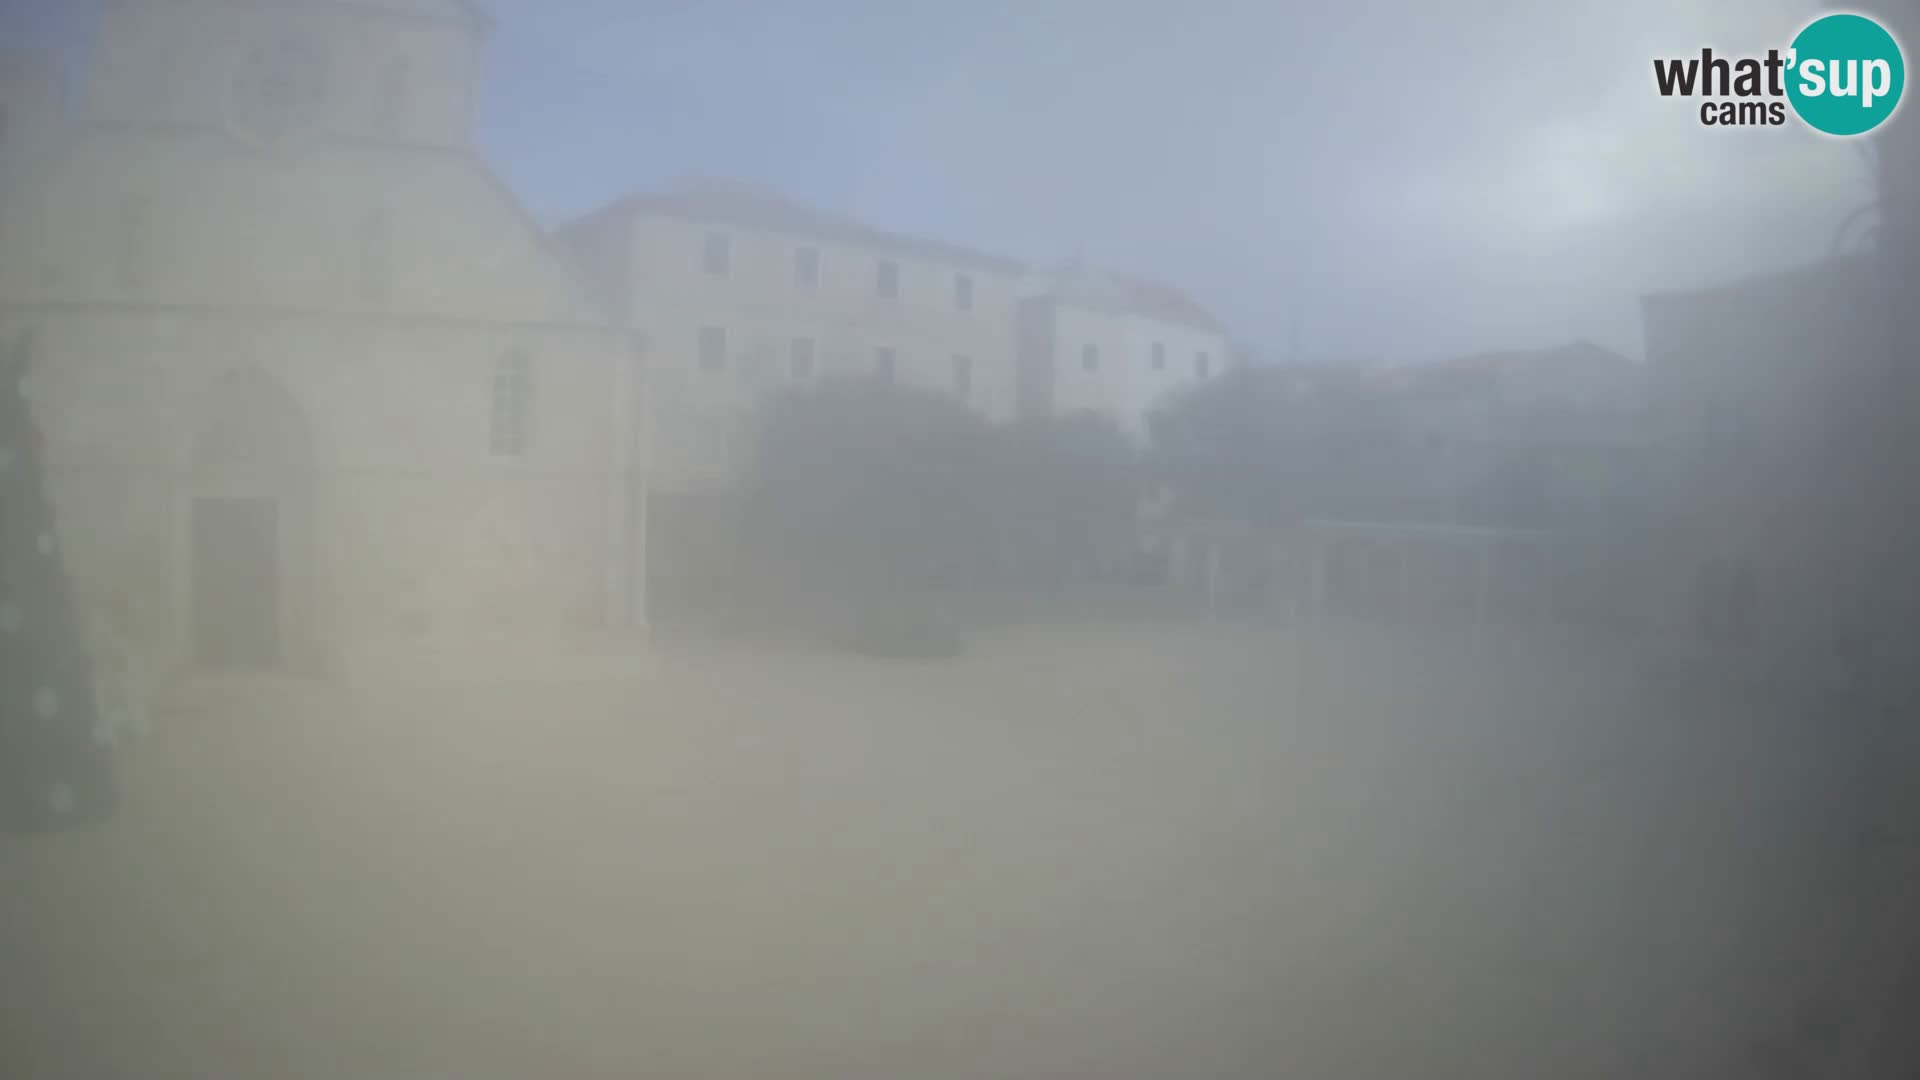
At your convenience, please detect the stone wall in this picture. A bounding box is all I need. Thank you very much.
[4,307,622,680]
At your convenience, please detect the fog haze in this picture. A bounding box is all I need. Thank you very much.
[475,0,1868,359]
[5,0,1918,1076]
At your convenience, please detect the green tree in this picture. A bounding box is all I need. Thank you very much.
[1148,364,1410,527]
[745,378,995,653]
[986,410,1137,586]
[1,331,117,831]
[743,382,1145,645]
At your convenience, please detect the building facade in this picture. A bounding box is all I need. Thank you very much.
[1387,341,1648,526]
[556,181,1027,494]
[1015,263,1233,442]
[1640,256,1884,684]
[1387,342,1650,630]
[555,182,1038,621]
[0,0,643,681]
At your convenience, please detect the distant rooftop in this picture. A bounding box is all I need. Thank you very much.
[559,179,1025,273]
[558,180,1234,333]
[1391,341,1638,397]
[1641,253,1877,308]
[1027,261,1227,333]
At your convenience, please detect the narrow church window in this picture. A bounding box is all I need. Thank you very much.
[490,351,533,457]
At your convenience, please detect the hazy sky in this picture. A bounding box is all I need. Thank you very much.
[5,0,1885,362]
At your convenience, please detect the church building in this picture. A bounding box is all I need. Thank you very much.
[0,0,645,683]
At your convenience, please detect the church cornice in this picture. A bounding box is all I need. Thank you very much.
[0,298,621,336]
[74,116,464,156]
[115,0,492,35]
[40,119,619,328]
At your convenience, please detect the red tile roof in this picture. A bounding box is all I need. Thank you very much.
[1397,341,1635,396]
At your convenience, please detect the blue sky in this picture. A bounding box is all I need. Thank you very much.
[3,0,1881,362]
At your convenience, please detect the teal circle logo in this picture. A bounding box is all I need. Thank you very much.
[1787,13,1905,136]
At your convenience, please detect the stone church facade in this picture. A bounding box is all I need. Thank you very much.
[0,0,644,682]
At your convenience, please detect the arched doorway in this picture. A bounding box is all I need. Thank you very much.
[182,368,315,669]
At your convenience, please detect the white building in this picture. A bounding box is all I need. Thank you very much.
[555,181,1041,618]
[1016,263,1233,441]
[555,180,1027,493]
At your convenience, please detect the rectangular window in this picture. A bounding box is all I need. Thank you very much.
[874,346,897,382]
[1151,342,1167,370]
[698,326,727,371]
[703,231,731,275]
[1081,344,1100,372]
[876,259,899,299]
[954,274,973,311]
[794,246,819,289]
[1195,351,1211,379]
[790,336,816,379]
[952,355,972,398]
[490,351,532,456]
